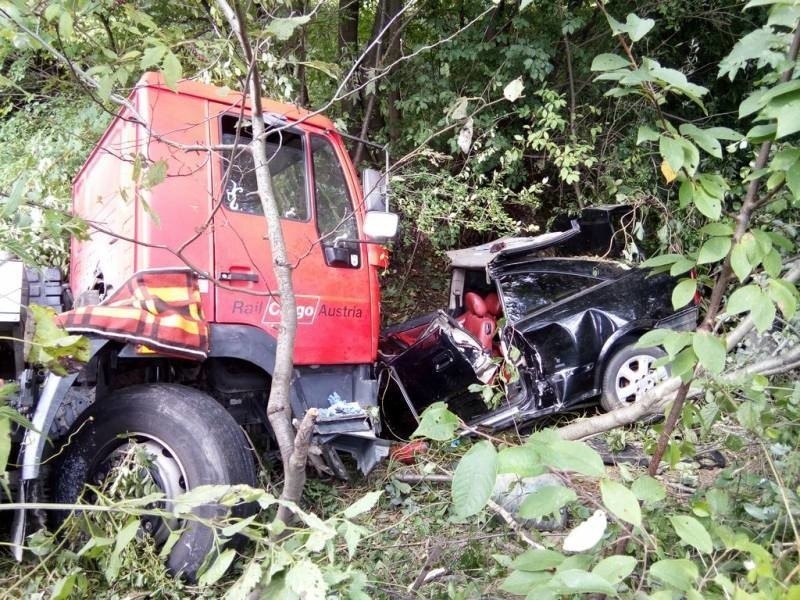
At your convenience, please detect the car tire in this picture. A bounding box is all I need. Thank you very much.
[601,343,669,412]
[51,383,257,580]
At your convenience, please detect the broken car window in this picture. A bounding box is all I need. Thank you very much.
[220,115,309,221]
[499,272,599,322]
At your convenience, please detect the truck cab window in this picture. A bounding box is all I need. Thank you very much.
[311,135,358,241]
[220,116,308,221]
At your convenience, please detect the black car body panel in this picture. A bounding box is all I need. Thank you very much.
[379,205,698,438]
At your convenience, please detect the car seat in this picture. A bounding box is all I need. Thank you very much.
[457,292,497,351]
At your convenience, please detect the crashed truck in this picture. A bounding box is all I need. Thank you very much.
[0,73,694,576]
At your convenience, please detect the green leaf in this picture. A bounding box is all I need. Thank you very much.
[266,15,311,41]
[670,515,713,554]
[199,548,237,587]
[161,52,182,91]
[670,257,696,276]
[672,279,697,310]
[285,559,327,600]
[532,432,605,477]
[679,179,694,208]
[50,569,80,600]
[679,124,722,158]
[510,548,565,572]
[747,123,776,142]
[704,127,743,141]
[697,236,731,265]
[613,13,655,42]
[58,11,74,39]
[497,446,545,477]
[0,416,10,473]
[679,137,701,175]
[699,223,734,237]
[731,243,752,281]
[631,475,666,504]
[105,518,140,582]
[751,293,777,333]
[547,569,618,595]
[451,441,497,517]
[650,558,699,592]
[500,570,551,594]
[787,163,800,200]
[769,90,800,139]
[220,514,256,538]
[692,331,726,375]
[338,520,368,559]
[768,279,797,319]
[141,45,167,69]
[635,328,671,349]
[343,490,382,519]
[693,186,722,219]
[726,285,763,315]
[591,53,631,72]
[224,560,264,600]
[739,88,769,118]
[659,135,684,173]
[600,479,641,528]
[144,159,168,189]
[519,485,577,520]
[640,253,682,268]
[636,125,659,145]
[771,148,800,171]
[592,555,637,586]
[411,402,459,441]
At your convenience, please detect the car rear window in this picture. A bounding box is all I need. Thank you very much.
[499,272,600,322]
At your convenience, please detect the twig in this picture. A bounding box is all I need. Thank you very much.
[407,542,444,592]
[486,499,545,549]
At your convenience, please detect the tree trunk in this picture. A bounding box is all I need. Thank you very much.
[293,0,309,107]
[338,0,360,61]
[384,0,402,143]
[338,0,360,117]
[216,0,312,522]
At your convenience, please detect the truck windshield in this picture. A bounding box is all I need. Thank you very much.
[220,115,309,221]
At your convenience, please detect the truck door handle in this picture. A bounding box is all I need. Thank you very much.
[220,271,259,282]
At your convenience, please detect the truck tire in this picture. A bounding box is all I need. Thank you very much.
[50,384,257,579]
[600,344,669,412]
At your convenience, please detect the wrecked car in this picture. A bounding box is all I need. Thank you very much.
[378,205,697,438]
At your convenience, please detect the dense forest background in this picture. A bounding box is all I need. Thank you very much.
[0,0,764,286]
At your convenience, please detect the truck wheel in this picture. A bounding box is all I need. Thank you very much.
[50,384,256,580]
[601,344,668,412]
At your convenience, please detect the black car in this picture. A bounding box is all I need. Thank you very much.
[378,205,697,438]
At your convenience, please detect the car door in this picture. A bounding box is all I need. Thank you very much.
[497,270,605,405]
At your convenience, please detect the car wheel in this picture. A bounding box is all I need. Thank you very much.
[601,344,669,412]
[51,383,256,580]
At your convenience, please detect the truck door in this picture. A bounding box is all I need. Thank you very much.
[212,114,373,365]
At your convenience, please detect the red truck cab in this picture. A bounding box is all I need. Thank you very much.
[72,73,387,365]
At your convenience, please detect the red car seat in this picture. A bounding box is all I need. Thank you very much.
[484,292,502,317]
[458,292,497,351]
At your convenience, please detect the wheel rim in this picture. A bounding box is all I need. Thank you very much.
[92,434,188,545]
[614,354,668,404]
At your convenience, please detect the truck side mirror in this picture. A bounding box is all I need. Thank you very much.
[364,211,399,241]
[362,168,387,212]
